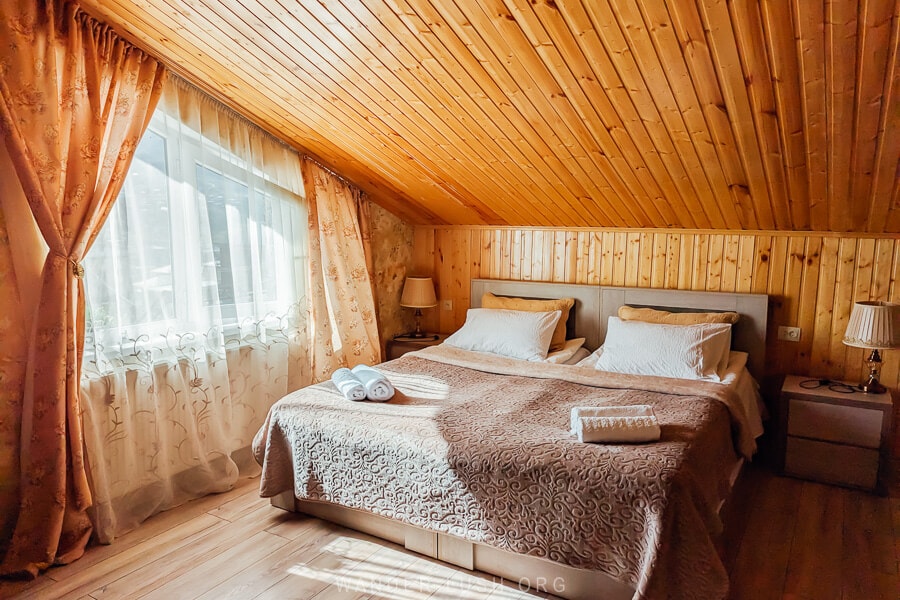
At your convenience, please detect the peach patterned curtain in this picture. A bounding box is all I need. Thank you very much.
[0,0,166,577]
[302,159,382,380]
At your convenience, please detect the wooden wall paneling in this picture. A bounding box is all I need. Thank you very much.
[435,229,471,333]
[643,231,669,288]
[664,233,680,289]
[492,230,503,280]
[794,237,823,376]
[624,232,641,287]
[721,234,741,292]
[499,230,512,281]
[765,236,789,371]
[759,0,811,230]
[429,1,633,227]
[869,6,900,232]
[412,227,439,333]
[825,0,860,230]
[520,230,533,282]
[599,232,615,286]
[575,231,589,284]
[728,0,792,229]
[881,242,900,448]
[849,0,896,230]
[666,1,760,230]
[563,0,705,228]
[750,235,772,294]
[639,0,745,229]
[706,234,725,291]
[346,0,578,225]
[474,0,652,224]
[469,229,483,281]
[736,235,756,293]
[638,232,655,288]
[611,232,627,285]
[828,239,859,379]
[379,0,593,225]
[587,231,601,286]
[515,0,681,228]
[809,237,840,376]
[780,237,808,370]
[691,234,710,290]
[695,0,777,229]
[677,233,696,290]
[530,230,545,282]
[792,0,830,231]
[871,238,897,300]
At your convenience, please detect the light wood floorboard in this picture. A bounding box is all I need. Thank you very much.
[1,465,897,600]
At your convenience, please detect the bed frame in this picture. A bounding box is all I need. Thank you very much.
[271,280,769,600]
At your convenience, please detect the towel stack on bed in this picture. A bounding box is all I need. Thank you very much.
[330,365,394,402]
[570,405,661,443]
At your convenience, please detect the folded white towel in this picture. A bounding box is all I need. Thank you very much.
[569,405,654,434]
[575,415,661,444]
[351,364,395,402]
[331,368,366,401]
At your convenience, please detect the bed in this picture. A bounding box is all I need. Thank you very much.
[252,280,769,600]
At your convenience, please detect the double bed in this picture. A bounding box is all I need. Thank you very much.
[252,280,769,600]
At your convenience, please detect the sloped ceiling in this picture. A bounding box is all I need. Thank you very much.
[77,0,899,232]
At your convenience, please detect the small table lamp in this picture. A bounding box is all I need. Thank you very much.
[842,301,900,393]
[399,277,437,339]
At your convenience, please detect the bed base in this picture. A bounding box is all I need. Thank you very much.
[270,491,635,600]
[269,455,748,600]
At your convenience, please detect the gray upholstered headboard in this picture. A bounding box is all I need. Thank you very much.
[599,287,769,378]
[469,279,769,378]
[470,279,603,350]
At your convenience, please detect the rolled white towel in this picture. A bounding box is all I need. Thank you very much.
[569,405,654,434]
[331,368,366,401]
[351,364,395,402]
[576,415,661,444]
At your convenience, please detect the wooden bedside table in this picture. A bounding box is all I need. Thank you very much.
[386,334,446,360]
[779,375,893,494]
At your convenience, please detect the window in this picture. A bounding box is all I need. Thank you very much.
[84,92,308,354]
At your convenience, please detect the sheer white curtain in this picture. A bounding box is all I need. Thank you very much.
[80,77,310,543]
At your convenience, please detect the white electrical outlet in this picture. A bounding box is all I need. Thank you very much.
[441,299,453,311]
[777,326,801,342]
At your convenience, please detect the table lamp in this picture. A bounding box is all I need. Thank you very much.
[399,277,437,339]
[842,301,900,393]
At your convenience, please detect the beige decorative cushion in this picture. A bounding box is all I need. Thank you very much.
[618,306,740,325]
[481,293,574,351]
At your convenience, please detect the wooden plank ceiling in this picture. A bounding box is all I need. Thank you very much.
[77,0,900,232]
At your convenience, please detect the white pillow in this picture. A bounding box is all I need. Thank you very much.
[542,337,586,364]
[444,308,561,361]
[594,317,732,381]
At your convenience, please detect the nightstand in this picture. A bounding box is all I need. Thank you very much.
[779,375,893,494]
[386,334,446,360]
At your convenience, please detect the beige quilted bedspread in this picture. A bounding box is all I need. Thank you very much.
[253,346,754,600]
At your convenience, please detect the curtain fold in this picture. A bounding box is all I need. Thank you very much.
[79,76,310,544]
[303,159,382,380]
[0,0,166,577]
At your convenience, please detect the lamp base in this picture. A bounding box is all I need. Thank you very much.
[858,379,888,394]
[394,332,438,341]
[399,331,429,339]
[858,349,888,394]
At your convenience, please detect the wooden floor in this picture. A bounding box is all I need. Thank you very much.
[1,464,897,600]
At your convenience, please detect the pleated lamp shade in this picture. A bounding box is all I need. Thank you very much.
[842,301,900,349]
[400,277,437,309]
